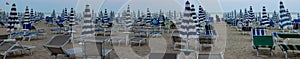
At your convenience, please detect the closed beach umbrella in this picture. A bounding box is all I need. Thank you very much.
[7,3,18,32]
[279,1,293,29]
[178,1,198,39]
[261,6,270,27]
[82,4,94,36]
[68,8,75,33]
[23,6,30,31]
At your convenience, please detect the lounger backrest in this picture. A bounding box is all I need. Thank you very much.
[44,35,71,56]
[251,28,266,36]
[277,33,300,38]
[45,35,71,46]
[253,36,274,47]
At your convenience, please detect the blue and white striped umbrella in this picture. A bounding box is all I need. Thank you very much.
[23,6,31,31]
[136,10,142,24]
[7,3,18,32]
[64,8,68,22]
[68,8,75,33]
[261,6,270,27]
[30,9,34,24]
[279,1,293,29]
[239,9,243,19]
[82,4,94,36]
[178,1,198,39]
[102,9,109,27]
[243,8,252,27]
[145,8,152,26]
[125,5,132,29]
[272,11,279,22]
[51,10,56,18]
[198,5,205,23]
[248,6,255,22]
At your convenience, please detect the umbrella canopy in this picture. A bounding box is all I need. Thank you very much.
[260,6,270,27]
[82,4,95,36]
[30,9,34,23]
[23,6,31,31]
[178,1,198,39]
[279,1,293,29]
[125,5,132,29]
[102,9,109,28]
[248,6,255,22]
[243,8,250,27]
[68,8,75,33]
[145,8,152,26]
[64,8,68,22]
[7,3,18,32]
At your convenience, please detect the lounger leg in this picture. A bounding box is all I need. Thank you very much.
[256,49,259,56]
[118,40,122,46]
[270,49,273,56]
[173,43,176,50]
[22,37,26,41]
[284,51,288,59]
[139,41,141,47]
[3,55,7,59]
[28,37,32,42]
[220,52,224,59]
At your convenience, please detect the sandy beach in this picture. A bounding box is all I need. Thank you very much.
[0,21,297,59]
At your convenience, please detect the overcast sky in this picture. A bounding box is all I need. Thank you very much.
[0,0,298,13]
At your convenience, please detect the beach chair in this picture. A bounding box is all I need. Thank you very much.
[171,30,186,50]
[148,53,178,59]
[241,27,252,35]
[81,37,112,59]
[0,39,36,59]
[51,20,66,34]
[130,30,148,47]
[278,44,300,59]
[252,36,275,56]
[251,28,266,39]
[43,34,79,59]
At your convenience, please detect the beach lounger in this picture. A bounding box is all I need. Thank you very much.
[43,35,79,59]
[251,28,266,40]
[278,44,300,59]
[148,53,178,59]
[171,30,186,50]
[241,27,252,35]
[81,37,112,59]
[130,30,148,47]
[0,39,36,59]
[252,36,275,56]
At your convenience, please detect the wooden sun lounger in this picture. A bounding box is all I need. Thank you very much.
[171,30,186,50]
[0,40,36,59]
[252,36,275,56]
[43,35,79,59]
[130,30,148,47]
[278,44,300,59]
[148,53,178,59]
[241,27,252,35]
